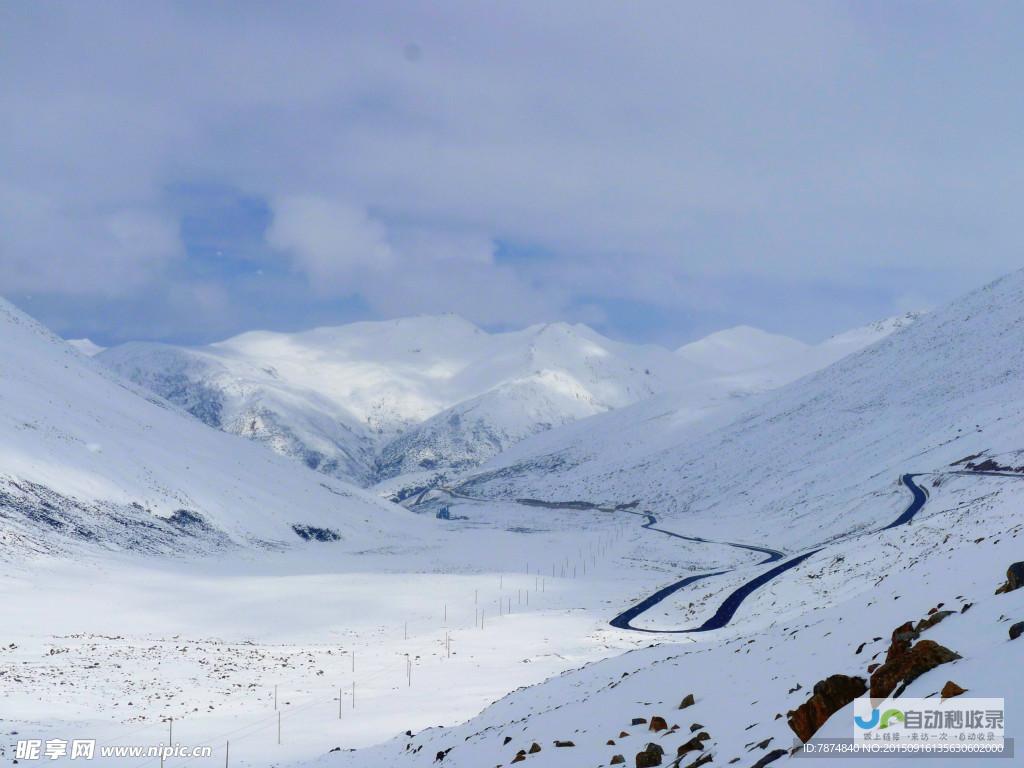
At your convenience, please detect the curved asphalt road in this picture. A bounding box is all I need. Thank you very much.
[428,474,930,634]
[611,473,929,633]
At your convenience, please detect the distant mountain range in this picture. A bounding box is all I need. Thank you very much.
[92,313,920,494]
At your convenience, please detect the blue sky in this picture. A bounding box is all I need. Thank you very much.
[2,2,1022,348]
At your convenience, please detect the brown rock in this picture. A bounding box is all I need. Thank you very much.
[689,723,703,732]
[941,681,967,700]
[649,716,668,732]
[678,693,696,709]
[886,621,919,662]
[1009,622,1024,641]
[870,640,962,700]
[694,731,710,742]
[995,562,1024,594]
[682,754,713,768]
[787,674,868,743]
[676,737,704,757]
[635,742,664,768]
[511,753,525,764]
[610,756,626,766]
[528,743,541,754]
[619,731,630,738]
[916,611,954,633]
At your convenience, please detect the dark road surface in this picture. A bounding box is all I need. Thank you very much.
[610,473,930,633]
[431,474,932,634]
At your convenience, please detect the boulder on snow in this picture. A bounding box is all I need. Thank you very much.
[941,681,967,700]
[1009,622,1024,641]
[632,717,648,725]
[610,756,626,765]
[649,716,668,732]
[528,743,541,754]
[681,754,713,768]
[787,674,867,743]
[870,640,961,700]
[635,742,664,767]
[886,621,919,662]
[553,740,575,747]
[676,736,704,757]
[995,562,1024,594]
[678,693,696,709]
[916,610,954,633]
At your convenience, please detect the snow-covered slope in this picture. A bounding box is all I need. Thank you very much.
[459,312,921,507]
[316,280,1024,768]
[0,299,415,558]
[64,338,105,356]
[676,325,809,374]
[100,318,706,487]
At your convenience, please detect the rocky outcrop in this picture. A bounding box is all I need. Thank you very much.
[870,640,961,699]
[941,681,967,700]
[787,674,867,743]
[636,742,664,767]
[995,562,1024,594]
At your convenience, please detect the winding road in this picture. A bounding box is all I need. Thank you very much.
[426,474,932,635]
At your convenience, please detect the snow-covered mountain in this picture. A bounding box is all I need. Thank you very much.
[676,325,809,373]
[100,318,707,488]
[0,298,414,559]
[316,279,1024,768]
[457,312,922,505]
[64,338,105,356]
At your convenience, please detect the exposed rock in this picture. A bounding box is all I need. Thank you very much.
[886,621,919,662]
[503,736,512,745]
[941,681,967,700]
[682,754,713,768]
[619,731,630,738]
[636,742,664,768]
[870,640,961,700]
[649,716,668,732]
[632,717,648,726]
[608,740,616,745]
[611,756,626,766]
[787,674,868,743]
[689,723,704,732]
[553,740,575,748]
[995,562,1024,594]
[528,743,541,754]
[679,693,696,709]
[751,749,788,767]
[1010,622,1024,641]
[916,611,954,633]
[677,736,704,757]
[695,731,711,742]
[511,752,525,764]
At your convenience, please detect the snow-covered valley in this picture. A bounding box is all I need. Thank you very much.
[3,272,1024,768]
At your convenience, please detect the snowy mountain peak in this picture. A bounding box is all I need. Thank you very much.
[676,325,809,374]
[65,337,106,356]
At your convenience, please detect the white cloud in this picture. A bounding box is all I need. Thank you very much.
[267,197,395,288]
[2,1,1023,339]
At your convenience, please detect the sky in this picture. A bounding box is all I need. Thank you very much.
[2,1,1023,349]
